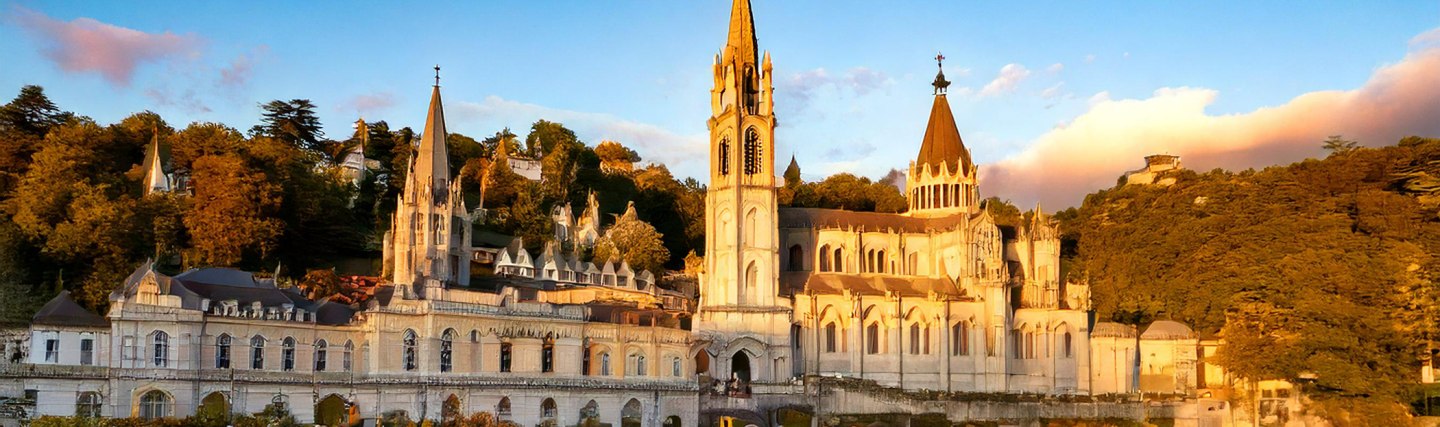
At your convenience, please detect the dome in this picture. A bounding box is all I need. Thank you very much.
[1091,322,1138,338]
[915,95,971,176]
[1140,320,1198,340]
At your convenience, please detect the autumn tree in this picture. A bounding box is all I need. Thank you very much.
[300,268,343,300]
[596,140,640,173]
[184,154,283,267]
[252,99,325,152]
[592,203,670,274]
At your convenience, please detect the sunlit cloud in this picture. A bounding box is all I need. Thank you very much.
[979,63,1031,97]
[981,37,1440,208]
[342,92,398,116]
[7,5,203,86]
[219,45,268,88]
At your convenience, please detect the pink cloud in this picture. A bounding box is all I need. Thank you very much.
[342,92,398,115]
[981,38,1440,208]
[9,5,203,86]
[219,46,268,88]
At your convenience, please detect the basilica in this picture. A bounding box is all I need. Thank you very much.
[1,1,1215,426]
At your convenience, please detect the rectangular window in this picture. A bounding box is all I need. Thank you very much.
[80,339,93,366]
[824,324,837,353]
[542,345,554,373]
[44,339,58,363]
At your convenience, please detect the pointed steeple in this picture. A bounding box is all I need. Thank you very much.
[141,125,171,195]
[413,66,451,199]
[783,154,801,186]
[916,54,970,176]
[723,0,759,69]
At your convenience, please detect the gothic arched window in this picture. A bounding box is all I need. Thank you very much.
[139,390,171,420]
[342,340,354,372]
[151,331,169,368]
[440,329,455,373]
[250,336,265,370]
[718,138,731,176]
[788,245,804,271]
[743,261,758,304]
[818,244,831,272]
[402,330,418,371]
[743,128,763,175]
[281,337,296,371]
[314,340,328,372]
[824,322,837,353]
[215,334,231,369]
[866,323,881,355]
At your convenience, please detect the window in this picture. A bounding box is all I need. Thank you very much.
[788,245,804,271]
[718,138,730,175]
[542,341,554,373]
[343,341,354,372]
[743,127,762,175]
[76,392,102,418]
[583,345,592,375]
[818,244,831,272]
[152,331,169,367]
[216,335,232,369]
[635,354,647,376]
[440,329,455,373]
[281,337,296,371]
[601,352,611,375]
[952,323,969,356]
[44,338,58,363]
[866,323,880,354]
[403,330,418,371]
[314,340,328,372]
[250,336,265,370]
[909,324,921,355]
[832,248,843,273]
[139,390,171,420]
[496,397,512,417]
[924,325,932,354]
[80,338,93,366]
[541,398,557,420]
[672,357,682,377]
[1064,332,1073,358]
[499,343,512,373]
[824,322,837,353]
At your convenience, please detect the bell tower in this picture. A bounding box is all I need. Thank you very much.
[697,0,793,385]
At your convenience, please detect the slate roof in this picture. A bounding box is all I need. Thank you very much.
[915,94,970,175]
[778,207,976,233]
[781,271,968,298]
[32,291,109,328]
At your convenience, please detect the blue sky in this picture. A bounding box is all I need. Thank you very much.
[3,1,1439,207]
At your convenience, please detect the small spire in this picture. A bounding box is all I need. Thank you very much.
[434,65,441,87]
[932,52,951,95]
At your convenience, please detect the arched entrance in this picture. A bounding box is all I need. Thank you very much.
[663,415,682,427]
[441,394,462,423]
[731,351,751,383]
[314,394,353,426]
[197,392,229,421]
[695,351,710,374]
[621,398,643,427]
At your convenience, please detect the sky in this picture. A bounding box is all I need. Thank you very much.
[2,1,1439,208]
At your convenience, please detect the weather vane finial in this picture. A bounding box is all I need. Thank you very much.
[935,52,945,68]
[434,65,441,87]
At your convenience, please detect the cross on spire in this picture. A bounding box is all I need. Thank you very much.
[434,65,441,87]
[932,52,951,95]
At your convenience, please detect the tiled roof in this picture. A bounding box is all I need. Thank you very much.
[32,291,108,328]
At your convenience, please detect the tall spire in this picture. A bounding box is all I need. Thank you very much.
[413,67,451,200]
[723,0,759,68]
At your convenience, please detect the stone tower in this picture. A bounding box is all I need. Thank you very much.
[383,68,472,298]
[697,0,793,385]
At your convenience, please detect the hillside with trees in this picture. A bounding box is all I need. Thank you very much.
[1057,136,1440,418]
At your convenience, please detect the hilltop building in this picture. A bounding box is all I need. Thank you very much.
[1124,154,1183,186]
[140,129,185,196]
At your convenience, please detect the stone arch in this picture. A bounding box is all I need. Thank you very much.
[622,398,644,427]
[731,350,752,383]
[315,394,353,427]
[441,394,462,423]
[664,415,682,427]
[541,398,558,421]
[198,391,229,420]
[580,399,599,423]
[496,397,512,419]
[743,261,758,304]
[134,388,173,420]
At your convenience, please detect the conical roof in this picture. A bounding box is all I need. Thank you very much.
[413,80,451,198]
[33,291,108,328]
[722,0,759,69]
[915,94,970,175]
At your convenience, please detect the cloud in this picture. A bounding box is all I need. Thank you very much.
[8,5,203,86]
[451,96,707,174]
[1046,63,1064,74]
[219,45,268,88]
[980,41,1440,208]
[979,64,1031,97]
[1084,54,1097,64]
[821,139,876,161]
[779,66,894,113]
[1041,83,1065,99]
[145,87,210,114]
[342,92,399,115]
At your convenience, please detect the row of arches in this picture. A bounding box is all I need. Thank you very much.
[910,183,973,211]
[213,333,353,372]
[396,328,687,378]
[808,244,923,276]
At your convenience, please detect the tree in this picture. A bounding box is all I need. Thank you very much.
[184,154,283,267]
[300,268,343,300]
[1322,134,1359,156]
[252,99,325,152]
[596,140,640,173]
[592,203,671,274]
[524,119,578,158]
[0,85,67,138]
